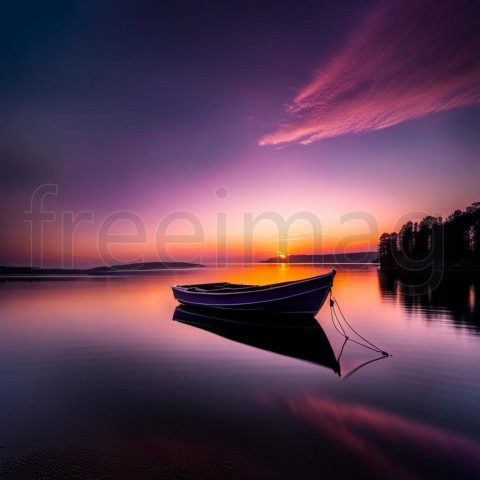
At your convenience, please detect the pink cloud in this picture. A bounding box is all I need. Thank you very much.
[259,0,480,145]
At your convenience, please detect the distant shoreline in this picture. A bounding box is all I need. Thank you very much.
[0,262,204,276]
[260,252,378,264]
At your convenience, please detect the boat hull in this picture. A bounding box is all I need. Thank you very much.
[172,270,335,315]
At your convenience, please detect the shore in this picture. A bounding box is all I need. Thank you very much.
[0,262,204,276]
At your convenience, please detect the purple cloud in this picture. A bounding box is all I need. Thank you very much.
[259,0,480,145]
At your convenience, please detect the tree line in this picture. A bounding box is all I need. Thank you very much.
[378,202,480,269]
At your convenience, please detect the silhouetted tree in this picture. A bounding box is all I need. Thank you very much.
[378,232,398,267]
[445,209,470,261]
[378,202,480,269]
[416,215,442,260]
[397,221,415,264]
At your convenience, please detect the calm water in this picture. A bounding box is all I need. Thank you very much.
[0,264,479,479]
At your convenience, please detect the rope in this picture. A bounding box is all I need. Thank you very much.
[336,337,349,364]
[343,354,389,379]
[329,292,348,338]
[329,290,390,357]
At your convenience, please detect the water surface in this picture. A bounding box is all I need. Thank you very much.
[1,264,479,479]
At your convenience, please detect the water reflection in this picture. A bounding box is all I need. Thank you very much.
[379,269,480,332]
[173,306,341,375]
[1,268,480,479]
[287,395,480,479]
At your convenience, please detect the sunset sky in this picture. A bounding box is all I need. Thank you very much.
[1,0,479,267]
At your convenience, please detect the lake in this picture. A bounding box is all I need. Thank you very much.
[1,264,479,479]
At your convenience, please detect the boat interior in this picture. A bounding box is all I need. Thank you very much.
[181,282,259,293]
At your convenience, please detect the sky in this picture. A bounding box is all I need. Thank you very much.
[1,0,479,267]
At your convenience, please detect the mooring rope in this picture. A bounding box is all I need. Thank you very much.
[329,290,390,357]
[329,297,347,337]
[335,337,349,364]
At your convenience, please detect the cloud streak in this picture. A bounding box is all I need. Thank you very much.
[259,0,480,145]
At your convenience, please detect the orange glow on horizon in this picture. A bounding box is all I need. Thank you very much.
[6,178,458,268]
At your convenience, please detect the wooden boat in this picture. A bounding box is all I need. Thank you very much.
[173,306,340,375]
[172,269,336,315]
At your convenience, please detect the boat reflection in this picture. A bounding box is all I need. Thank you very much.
[172,306,341,376]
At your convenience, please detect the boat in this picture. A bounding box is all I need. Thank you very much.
[173,306,340,375]
[171,269,336,315]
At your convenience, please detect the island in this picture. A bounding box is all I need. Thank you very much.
[0,262,204,276]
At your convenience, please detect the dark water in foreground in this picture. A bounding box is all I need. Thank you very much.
[0,264,479,479]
